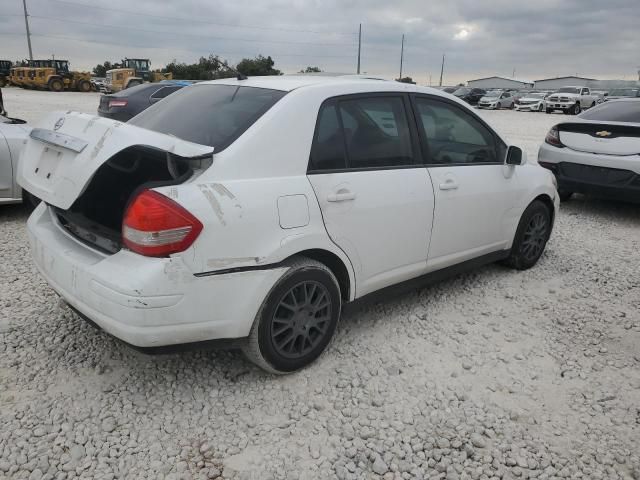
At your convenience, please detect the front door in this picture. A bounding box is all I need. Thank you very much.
[412,95,525,270]
[307,95,435,297]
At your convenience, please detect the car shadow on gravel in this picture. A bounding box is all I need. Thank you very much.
[561,194,640,224]
[0,202,33,221]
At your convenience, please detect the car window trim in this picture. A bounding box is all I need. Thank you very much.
[408,93,506,167]
[149,85,181,101]
[307,92,422,174]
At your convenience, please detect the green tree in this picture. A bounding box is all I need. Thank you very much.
[236,55,282,76]
[92,61,114,77]
[165,55,235,80]
[299,66,322,73]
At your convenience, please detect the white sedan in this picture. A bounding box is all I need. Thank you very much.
[538,99,640,202]
[515,93,547,112]
[1,113,32,204]
[19,76,558,373]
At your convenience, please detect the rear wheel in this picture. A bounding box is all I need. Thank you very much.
[48,78,63,92]
[77,80,91,92]
[243,257,342,373]
[504,200,552,270]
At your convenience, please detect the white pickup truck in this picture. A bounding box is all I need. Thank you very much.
[545,86,599,115]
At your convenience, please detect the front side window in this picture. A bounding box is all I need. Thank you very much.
[415,97,504,164]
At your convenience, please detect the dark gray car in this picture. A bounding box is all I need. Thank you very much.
[97,82,192,122]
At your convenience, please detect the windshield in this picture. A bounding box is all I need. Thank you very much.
[579,100,640,123]
[558,87,581,94]
[453,88,470,95]
[526,93,545,99]
[484,91,500,97]
[129,84,287,150]
[609,89,638,97]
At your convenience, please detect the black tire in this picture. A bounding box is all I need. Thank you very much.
[504,200,552,270]
[590,101,596,108]
[558,190,573,202]
[242,257,342,373]
[77,80,91,92]
[0,77,6,88]
[496,102,501,110]
[572,103,581,115]
[538,103,544,112]
[48,78,63,92]
[546,108,552,114]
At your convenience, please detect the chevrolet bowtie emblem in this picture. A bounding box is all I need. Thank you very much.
[595,130,612,137]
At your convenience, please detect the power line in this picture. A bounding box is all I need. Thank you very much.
[22,14,355,48]
[0,32,356,58]
[47,0,358,36]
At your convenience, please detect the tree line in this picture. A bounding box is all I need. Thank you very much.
[91,55,324,79]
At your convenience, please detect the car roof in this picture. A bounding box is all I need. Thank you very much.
[196,75,443,96]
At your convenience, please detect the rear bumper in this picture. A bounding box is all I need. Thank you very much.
[27,204,286,347]
[538,144,640,202]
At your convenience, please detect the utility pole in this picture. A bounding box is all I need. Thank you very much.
[429,74,432,86]
[439,54,445,86]
[22,0,33,61]
[512,68,516,78]
[357,24,362,74]
[399,34,405,80]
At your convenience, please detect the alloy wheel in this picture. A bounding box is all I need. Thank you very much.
[270,281,332,359]
[520,213,548,262]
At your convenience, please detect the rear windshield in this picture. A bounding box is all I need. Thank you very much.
[129,84,287,150]
[579,101,640,123]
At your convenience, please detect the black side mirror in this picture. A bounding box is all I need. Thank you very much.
[506,146,524,165]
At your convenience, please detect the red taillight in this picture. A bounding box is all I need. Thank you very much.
[122,190,203,257]
[108,99,128,108]
[545,126,563,147]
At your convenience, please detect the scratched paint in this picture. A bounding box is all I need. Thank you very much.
[90,127,113,161]
[206,257,261,268]
[198,184,226,226]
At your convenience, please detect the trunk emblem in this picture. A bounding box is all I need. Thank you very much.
[595,130,611,137]
[54,117,65,131]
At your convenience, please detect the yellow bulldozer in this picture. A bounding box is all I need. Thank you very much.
[9,66,29,88]
[21,60,93,92]
[105,58,172,93]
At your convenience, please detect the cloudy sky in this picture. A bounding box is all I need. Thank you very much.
[2,0,639,85]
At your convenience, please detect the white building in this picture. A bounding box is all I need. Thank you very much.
[467,76,534,90]
[534,76,596,90]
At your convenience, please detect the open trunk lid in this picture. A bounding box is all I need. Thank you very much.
[558,121,640,156]
[17,111,214,210]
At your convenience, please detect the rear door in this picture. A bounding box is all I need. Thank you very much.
[307,94,435,297]
[412,95,525,270]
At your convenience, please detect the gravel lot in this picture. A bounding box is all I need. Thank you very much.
[1,88,639,480]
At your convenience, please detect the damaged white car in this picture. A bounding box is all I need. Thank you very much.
[19,76,558,373]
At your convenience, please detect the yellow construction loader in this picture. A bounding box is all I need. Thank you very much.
[105,58,172,93]
[22,60,92,92]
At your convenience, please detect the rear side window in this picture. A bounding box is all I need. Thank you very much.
[579,101,640,123]
[339,97,414,168]
[129,85,286,150]
[309,103,346,170]
[415,97,504,164]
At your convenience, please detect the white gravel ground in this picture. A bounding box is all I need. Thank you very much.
[1,87,639,480]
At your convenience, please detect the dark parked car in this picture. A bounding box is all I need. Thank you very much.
[452,87,486,105]
[605,88,640,101]
[98,81,193,121]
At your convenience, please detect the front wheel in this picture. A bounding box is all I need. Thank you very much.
[546,108,552,114]
[496,102,501,110]
[243,257,341,373]
[539,103,544,112]
[77,80,91,92]
[504,200,552,270]
[572,103,581,115]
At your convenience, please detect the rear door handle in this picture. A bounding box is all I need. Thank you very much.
[439,179,459,191]
[327,191,356,202]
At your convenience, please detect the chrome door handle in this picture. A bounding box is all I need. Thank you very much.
[327,191,356,202]
[439,179,459,191]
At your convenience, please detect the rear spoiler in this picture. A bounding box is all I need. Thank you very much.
[30,128,88,153]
